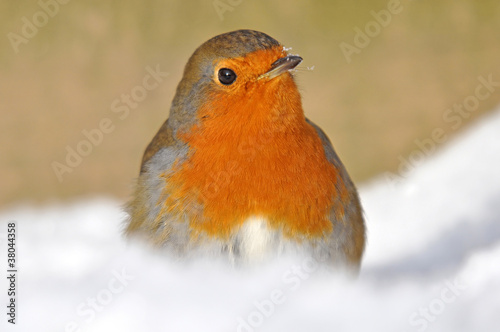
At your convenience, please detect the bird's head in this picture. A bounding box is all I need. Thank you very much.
[169,29,304,135]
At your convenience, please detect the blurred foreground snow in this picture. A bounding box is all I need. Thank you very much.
[1,109,500,332]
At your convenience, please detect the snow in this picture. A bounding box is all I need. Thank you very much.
[1,108,500,332]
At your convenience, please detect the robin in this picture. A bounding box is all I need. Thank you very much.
[126,29,365,271]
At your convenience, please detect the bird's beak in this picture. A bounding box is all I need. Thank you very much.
[257,55,303,81]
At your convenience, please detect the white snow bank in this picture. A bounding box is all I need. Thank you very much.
[1,108,500,332]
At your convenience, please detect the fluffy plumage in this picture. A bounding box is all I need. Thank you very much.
[126,30,365,271]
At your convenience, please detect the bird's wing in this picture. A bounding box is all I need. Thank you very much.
[305,117,347,176]
[140,118,178,174]
[127,118,188,236]
[306,117,365,266]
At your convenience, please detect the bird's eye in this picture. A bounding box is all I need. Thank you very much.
[218,68,237,85]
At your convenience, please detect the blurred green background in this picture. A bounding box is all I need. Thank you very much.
[1,0,499,207]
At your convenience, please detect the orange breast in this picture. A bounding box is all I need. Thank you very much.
[160,60,348,240]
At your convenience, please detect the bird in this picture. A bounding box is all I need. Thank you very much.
[125,29,365,271]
